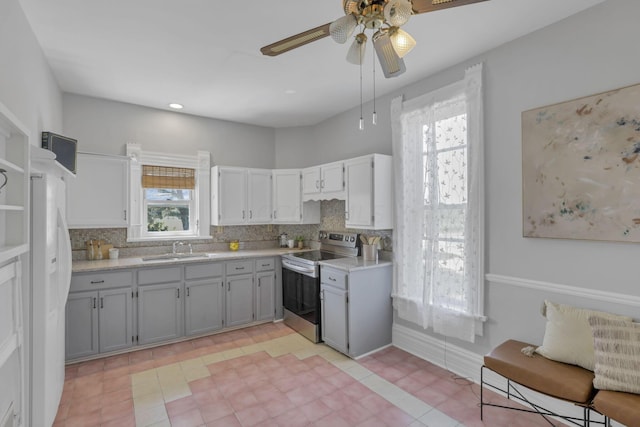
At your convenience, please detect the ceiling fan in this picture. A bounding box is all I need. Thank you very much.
[261,0,489,78]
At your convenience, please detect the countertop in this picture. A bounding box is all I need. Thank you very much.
[72,248,311,273]
[319,257,392,272]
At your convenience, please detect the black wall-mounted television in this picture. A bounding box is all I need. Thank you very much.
[41,132,77,174]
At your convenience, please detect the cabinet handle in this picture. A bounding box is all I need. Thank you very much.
[261,264,270,267]
[187,287,190,297]
[123,209,127,221]
[177,288,180,299]
[258,278,261,287]
[321,179,325,188]
[236,267,245,271]
[90,280,105,284]
[273,210,277,219]
[249,210,253,219]
[329,276,337,282]
[92,297,96,309]
[100,297,104,309]
[228,282,230,291]
[316,180,319,189]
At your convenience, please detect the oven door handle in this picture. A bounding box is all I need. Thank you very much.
[282,259,317,277]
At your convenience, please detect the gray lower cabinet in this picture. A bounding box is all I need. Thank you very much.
[66,287,133,360]
[185,278,224,336]
[138,282,183,345]
[226,274,254,327]
[66,291,99,360]
[320,264,392,358]
[256,270,275,322]
[320,279,349,354]
[98,287,134,353]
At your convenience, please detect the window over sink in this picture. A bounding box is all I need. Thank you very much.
[126,144,211,241]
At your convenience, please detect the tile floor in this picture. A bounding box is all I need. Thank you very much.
[54,323,567,426]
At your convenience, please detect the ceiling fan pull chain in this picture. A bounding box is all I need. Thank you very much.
[372,39,377,125]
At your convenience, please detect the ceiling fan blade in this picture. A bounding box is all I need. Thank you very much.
[412,0,489,15]
[261,23,331,56]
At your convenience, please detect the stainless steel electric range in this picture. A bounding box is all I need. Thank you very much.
[281,231,359,343]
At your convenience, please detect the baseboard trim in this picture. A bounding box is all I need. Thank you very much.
[391,323,614,425]
[485,273,640,308]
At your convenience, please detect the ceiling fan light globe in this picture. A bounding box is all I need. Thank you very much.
[346,33,368,65]
[329,14,357,44]
[384,0,412,27]
[373,31,406,78]
[389,27,416,58]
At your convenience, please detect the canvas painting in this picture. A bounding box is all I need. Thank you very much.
[522,83,640,242]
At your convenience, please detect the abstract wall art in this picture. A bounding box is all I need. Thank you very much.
[522,83,640,242]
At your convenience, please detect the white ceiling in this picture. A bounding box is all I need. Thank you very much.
[20,0,605,128]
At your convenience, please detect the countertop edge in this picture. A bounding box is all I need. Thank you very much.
[319,257,393,272]
[73,248,312,273]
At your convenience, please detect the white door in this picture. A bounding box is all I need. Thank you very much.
[272,170,301,223]
[247,169,272,223]
[345,157,373,228]
[302,167,321,196]
[218,167,247,224]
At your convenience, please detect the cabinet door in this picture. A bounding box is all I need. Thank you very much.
[138,282,183,345]
[345,157,373,228]
[272,170,301,223]
[321,162,344,194]
[302,167,321,196]
[98,287,133,353]
[247,169,272,223]
[226,274,254,327]
[66,153,128,228]
[185,278,224,336]
[320,284,348,354]
[256,271,275,322]
[66,291,98,360]
[218,167,247,224]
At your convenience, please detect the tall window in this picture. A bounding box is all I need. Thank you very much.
[391,64,485,342]
[142,166,195,235]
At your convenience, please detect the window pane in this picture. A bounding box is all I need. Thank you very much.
[436,148,467,205]
[435,114,467,150]
[147,205,190,231]
[145,188,191,201]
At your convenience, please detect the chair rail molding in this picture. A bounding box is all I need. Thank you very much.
[485,273,640,309]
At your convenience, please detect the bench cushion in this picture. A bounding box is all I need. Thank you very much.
[484,339,595,404]
[592,390,640,427]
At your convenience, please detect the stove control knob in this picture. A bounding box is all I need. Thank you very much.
[349,236,355,242]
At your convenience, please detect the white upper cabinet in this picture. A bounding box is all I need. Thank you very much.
[67,153,129,228]
[272,169,320,224]
[302,161,345,201]
[344,154,393,230]
[211,166,272,225]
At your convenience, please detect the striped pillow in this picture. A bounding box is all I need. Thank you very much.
[589,316,640,394]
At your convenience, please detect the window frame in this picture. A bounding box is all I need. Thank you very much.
[126,144,211,242]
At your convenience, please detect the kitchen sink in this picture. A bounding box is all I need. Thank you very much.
[142,253,210,261]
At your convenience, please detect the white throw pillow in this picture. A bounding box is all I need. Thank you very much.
[535,300,632,371]
[589,316,640,394]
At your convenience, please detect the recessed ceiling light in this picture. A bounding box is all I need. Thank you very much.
[284,89,296,95]
[169,103,184,109]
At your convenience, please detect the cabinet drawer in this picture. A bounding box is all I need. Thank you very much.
[71,270,134,292]
[138,266,182,285]
[185,262,223,280]
[321,268,347,290]
[226,260,254,275]
[255,257,275,272]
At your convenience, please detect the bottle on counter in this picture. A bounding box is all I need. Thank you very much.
[87,239,95,260]
[95,241,103,260]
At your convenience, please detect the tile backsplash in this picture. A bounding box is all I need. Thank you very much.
[70,200,393,260]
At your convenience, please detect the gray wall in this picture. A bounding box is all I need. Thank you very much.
[0,1,63,426]
[275,0,640,355]
[63,94,277,168]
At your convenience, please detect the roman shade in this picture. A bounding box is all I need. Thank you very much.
[142,165,195,189]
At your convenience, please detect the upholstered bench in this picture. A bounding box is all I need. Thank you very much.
[481,339,598,426]
[592,389,640,427]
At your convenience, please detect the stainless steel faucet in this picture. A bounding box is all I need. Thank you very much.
[172,241,193,254]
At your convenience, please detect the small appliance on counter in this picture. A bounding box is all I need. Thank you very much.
[281,230,359,343]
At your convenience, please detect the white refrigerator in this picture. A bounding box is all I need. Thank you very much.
[30,147,73,427]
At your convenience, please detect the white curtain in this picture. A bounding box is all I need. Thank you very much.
[391,64,485,343]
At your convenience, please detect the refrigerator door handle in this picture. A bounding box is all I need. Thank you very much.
[57,208,72,305]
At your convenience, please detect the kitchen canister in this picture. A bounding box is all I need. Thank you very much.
[108,248,119,259]
[362,244,378,262]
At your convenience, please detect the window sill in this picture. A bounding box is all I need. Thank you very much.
[127,235,213,243]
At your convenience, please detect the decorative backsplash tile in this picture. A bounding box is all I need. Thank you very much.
[70,199,393,260]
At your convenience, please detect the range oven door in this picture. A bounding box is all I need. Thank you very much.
[281,262,320,326]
